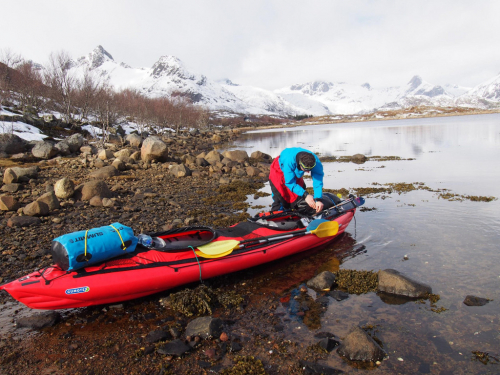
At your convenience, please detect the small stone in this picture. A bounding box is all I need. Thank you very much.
[220,332,229,342]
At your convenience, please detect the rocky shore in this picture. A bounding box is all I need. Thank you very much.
[0,128,488,374]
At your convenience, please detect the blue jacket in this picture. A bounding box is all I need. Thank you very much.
[279,147,324,199]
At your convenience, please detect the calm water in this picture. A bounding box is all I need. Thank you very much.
[231,114,500,374]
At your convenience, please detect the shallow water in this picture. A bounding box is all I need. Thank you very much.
[232,114,500,373]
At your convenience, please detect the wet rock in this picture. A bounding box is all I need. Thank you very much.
[185,317,224,339]
[54,177,75,199]
[3,166,38,184]
[328,290,349,301]
[169,164,192,178]
[145,330,171,343]
[230,342,242,352]
[23,200,50,216]
[141,136,168,162]
[463,295,490,306]
[32,141,57,159]
[16,311,61,329]
[378,269,432,298]
[223,150,249,163]
[0,133,28,154]
[307,271,336,290]
[318,337,340,352]
[0,195,20,211]
[156,339,190,357]
[299,360,343,374]
[126,133,142,147]
[337,326,386,362]
[81,180,113,201]
[89,165,119,179]
[351,154,367,164]
[98,149,114,160]
[37,191,60,211]
[7,216,41,227]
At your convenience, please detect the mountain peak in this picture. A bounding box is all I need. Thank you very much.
[88,45,114,69]
[408,75,423,90]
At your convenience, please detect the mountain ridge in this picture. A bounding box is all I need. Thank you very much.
[68,46,500,116]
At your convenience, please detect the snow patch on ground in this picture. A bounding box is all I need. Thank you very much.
[0,121,47,141]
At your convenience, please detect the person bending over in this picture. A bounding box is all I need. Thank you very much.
[269,147,324,213]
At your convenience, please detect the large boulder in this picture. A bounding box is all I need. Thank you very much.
[307,271,336,290]
[204,150,222,165]
[251,151,272,162]
[81,180,113,201]
[65,133,84,153]
[0,133,28,154]
[54,177,75,199]
[185,317,223,339]
[126,133,142,148]
[141,136,168,162]
[31,141,57,159]
[223,150,249,163]
[3,166,39,184]
[378,269,432,298]
[351,154,367,164]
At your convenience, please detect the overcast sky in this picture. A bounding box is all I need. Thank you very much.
[2,1,500,90]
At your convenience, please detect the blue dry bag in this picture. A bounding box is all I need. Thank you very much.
[50,223,138,271]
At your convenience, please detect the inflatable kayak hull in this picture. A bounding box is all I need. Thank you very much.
[0,207,356,310]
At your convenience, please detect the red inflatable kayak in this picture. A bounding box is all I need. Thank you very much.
[0,197,360,310]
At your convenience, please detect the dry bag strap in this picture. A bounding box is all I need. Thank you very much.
[84,230,89,258]
[109,224,127,251]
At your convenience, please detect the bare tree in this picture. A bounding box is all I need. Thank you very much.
[44,51,77,124]
[0,48,23,106]
[15,61,47,114]
[74,67,107,123]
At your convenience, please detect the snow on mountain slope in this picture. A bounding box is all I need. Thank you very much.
[71,46,298,116]
[68,46,499,116]
[456,72,500,108]
[275,80,400,115]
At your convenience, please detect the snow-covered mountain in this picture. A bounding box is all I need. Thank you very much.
[456,72,500,109]
[71,46,301,116]
[69,46,500,116]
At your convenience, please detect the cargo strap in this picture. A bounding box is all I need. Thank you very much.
[84,225,127,259]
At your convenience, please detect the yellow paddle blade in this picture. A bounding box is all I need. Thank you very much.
[309,221,339,238]
[195,249,233,258]
[197,240,240,255]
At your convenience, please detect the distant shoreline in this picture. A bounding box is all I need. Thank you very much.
[236,108,500,133]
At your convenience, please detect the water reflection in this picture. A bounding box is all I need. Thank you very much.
[232,114,500,374]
